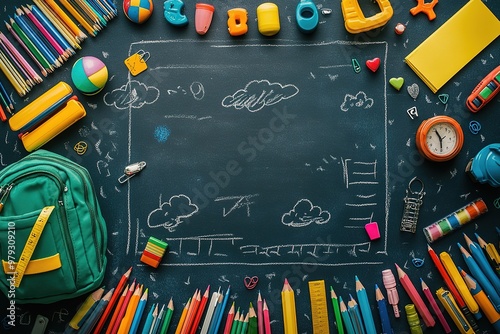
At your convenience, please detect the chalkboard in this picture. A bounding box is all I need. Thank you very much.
[1,0,500,333]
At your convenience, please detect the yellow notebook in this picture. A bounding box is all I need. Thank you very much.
[405,0,500,93]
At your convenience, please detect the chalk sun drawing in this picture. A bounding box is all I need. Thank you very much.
[282,199,331,228]
[103,80,160,110]
[147,194,199,231]
[221,79,299,112]
[154,125,171,143]
[340,91,374,112]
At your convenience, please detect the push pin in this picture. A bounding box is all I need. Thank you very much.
[394,22,406,35]
[118,161,146,183]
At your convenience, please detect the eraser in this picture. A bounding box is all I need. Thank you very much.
[365,222,380,240]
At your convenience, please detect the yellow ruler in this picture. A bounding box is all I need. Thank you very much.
[308,280,330,333]
[14,206,54,288]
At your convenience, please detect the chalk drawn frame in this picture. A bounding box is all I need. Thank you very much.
[123,39,390,267]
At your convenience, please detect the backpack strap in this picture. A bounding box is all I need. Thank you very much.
[13,206,54,288]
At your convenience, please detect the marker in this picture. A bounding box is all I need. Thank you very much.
[436,288,474,334]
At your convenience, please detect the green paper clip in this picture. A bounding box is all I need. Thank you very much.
[352,59,361,73]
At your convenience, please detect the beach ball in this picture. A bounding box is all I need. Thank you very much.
[124,0,154,24]
[71,56,108,96]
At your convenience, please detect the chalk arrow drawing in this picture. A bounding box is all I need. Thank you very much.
[222,79,299,112]
[282,199,331,228]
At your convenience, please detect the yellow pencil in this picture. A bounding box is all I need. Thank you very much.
[68,287,104,330]
[281,279,297,334]
[117,284,143,334]
[0,50,30,92]
[44,0,88,40]
[0,52,27,97]
[175,298,191,334]
[59,0,97,36]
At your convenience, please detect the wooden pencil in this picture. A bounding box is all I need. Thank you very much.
[281,279,297,334]
[189,285,210,334]
[117,283,142,334]
[263,300,271,334]
[175,298,191,334]
[223,302,235,334]
[181,290,200,334]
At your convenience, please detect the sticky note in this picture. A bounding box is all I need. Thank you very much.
[405,0,500,93]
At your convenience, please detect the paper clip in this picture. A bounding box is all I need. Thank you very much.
[124,50,151,76]
[352,58,361,73]
[118,161,146,183]
[244,276,259,289]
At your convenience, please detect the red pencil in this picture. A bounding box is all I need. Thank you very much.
[0,104,6,121]
[181,289,200,334]
[93,267,132,334]
[223,302,235,334]
[263,299,271,334]
[189,285,210,334]
[109,280,136,334]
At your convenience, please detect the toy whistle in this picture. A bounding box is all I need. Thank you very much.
[195,3,215,35]
[227,8,248,36]
[163,0,188,26]
[296,0,318,33]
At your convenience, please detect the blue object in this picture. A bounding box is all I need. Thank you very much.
[296,0,319,33]
[468,143,500,187]
[140,303,156,334]
[163,0,188,26]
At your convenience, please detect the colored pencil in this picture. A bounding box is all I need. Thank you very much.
[0,31,41,85]
[0,50,29,96]
[93,267,132,334]
[206,290,222,334]
[330,287,344,334]
[476,233,500,275]
[43,0,87,40]
[0,104,6,121]
[152,304,165,334]
[60,0,97,36]
[200,288,221,334]
[230,309,241,334]
[117,283,142,334]
[79,288,114,334]
[355,276,376,334]
[67,287,104,331]
[0,79,13,112]
[109,280,136,334]
[247,303,258,334]
[374,285,393,334]
[420,279,451,333]
[281,279,297,334]
[141,303,156,334]
[130,289,148,334]
[347,295,365,334]
[223,302,236,334]
[210,286,231,334]
[257,292,264,334]
[181,290,200,334]
[263,300,271,334]
[0,35,34,87]
[395,263,435,328]
[160,298,174,334]
[339,296,355,334]
[464,234,500,297]
[176,298,191,334]
[105,284,129,334]
[240,312,249,334]
[189,285,210,334]
[234,313,244,334]
[461,268,500,333]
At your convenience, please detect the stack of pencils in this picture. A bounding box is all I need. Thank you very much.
[0,80,14,121]
[221,291,271,334]
[0,0,117,98]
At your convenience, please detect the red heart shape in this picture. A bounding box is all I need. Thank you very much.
[366,58,380,73]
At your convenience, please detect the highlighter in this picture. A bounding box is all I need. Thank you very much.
[382,269,400,317]
[436,288,475,334]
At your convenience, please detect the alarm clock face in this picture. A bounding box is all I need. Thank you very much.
[425,122,458,156]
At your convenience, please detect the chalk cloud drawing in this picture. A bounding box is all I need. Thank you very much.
[340,91,374,112]
[147,194,199,231]
[104,80,160,110]
[282,199,331,227]
[221,79,299,112]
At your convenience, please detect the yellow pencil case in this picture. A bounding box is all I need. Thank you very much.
[8,82,86,152]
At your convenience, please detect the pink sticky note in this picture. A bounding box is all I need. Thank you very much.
[365,222,380,240]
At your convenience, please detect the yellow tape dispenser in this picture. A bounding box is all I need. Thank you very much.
[9,82,86,152]
[341,0,394,34]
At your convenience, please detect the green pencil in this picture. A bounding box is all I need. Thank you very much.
[240,312,249,334]
[330,286,344,334]
[230,308,241,334]
[247,303,258,334]
[160,298,174,334]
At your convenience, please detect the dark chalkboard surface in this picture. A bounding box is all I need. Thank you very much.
[1,0,500,333]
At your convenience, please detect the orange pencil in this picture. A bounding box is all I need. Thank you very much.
[109,280,136,334]
[189,285,210,334]
[182,290,201,334]
[105,284,128,334]
[93,267,132,334]
[175,298,191,334]
[117,283,142,334]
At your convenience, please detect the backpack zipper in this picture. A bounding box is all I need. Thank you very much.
[0,171,77,284]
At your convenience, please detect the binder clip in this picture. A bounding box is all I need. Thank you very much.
[8,82,86,152]
[118,161,146,183]
[124,50,150,76]
[341,0,393,34]
[400,177,425,233]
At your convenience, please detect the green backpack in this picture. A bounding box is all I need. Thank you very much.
[0,149,107,304]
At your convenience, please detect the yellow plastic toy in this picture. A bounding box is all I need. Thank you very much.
[257,3,280,36]
[227,8,248,36]
[341,0,394,34]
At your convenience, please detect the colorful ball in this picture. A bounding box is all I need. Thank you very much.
[71,56,108,96]
[123,0,154,24]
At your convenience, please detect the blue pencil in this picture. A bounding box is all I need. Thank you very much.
[465,234,500,296]
[29,4,74,55]
[151,304,164,334]
[210,286,231,334]
[130,289,148,334]
[0,79,13,111]
[355,277,376,334]
[141,303,156,334]
[339,296,355,334]
[13,10,58,60]
[375,285,393,334]
[78,288,113,334]
[347,295,366,334]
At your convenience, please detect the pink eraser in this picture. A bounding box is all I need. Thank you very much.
[195,3,215,35]
[365,222,380,240]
